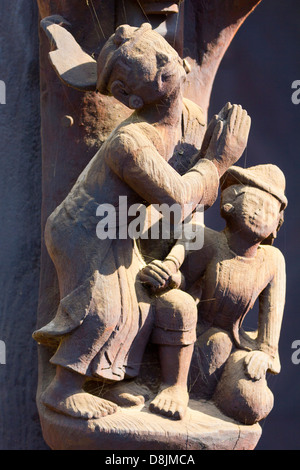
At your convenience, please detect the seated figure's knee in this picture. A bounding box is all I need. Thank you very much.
[213,350,274,425]
[152,289,197,346]
[196,327,233,371]
[190,327,233,399]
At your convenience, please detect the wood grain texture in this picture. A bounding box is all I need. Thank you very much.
[39,398,262,450]
[33,0,263,450]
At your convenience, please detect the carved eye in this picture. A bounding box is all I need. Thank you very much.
[161,73,171,83]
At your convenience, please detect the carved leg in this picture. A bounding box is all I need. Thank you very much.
[149,289,198,420]
[149,343,193,420]
[41,366,119,420]
[189,327,233,399]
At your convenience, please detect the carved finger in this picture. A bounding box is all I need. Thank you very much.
[238,109,248,134]
[245,363,260,381]
[211,119,224,148]
[217,101,232,121]
[140,271,166,288]
[200,114,219,157]
[142,265,170,283]
[149,260,172,277]
[249,364,261,381]
[233,105,243,135]
[148,266,170,282]
[227,104,238,133]
[243,115,252,139]
[244,353,266,381]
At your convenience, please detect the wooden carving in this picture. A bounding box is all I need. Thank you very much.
[33,20,251,419]
[33,0,284,451]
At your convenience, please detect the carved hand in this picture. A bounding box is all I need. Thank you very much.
[140,260,180,292]
[244,350,273,381]
[202,103,251,177]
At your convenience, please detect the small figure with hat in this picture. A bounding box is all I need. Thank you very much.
[141,163,287,424]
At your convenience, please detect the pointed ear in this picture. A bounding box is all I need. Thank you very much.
[40,15,97,92]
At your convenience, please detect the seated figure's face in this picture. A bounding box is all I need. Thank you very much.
[221,185,282,242]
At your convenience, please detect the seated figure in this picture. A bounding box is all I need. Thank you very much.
[33,23,251,420]
[140,164,287,424]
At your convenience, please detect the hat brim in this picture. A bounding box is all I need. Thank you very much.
[221,166,288,210]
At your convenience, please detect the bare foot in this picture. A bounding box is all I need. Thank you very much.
[149,384,189,420]
[103,380,152,407]
[41,378,119,420]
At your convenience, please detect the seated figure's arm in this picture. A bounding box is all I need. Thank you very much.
[138,240,187,293]
[256,248,286,373]
[139,227,216,294]
[244,248,286,380]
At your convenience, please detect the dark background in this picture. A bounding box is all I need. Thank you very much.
[0,0,299,450]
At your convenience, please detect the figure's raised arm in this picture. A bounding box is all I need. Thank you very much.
[106,130,220,220]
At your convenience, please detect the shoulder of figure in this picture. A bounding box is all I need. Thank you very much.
[104,121,163,177]
[259,244,286,270]
[110,120,162,153]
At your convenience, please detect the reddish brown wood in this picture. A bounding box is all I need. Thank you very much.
[35,0,263,450]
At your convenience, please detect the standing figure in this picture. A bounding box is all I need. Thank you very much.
[141,164,287,424]
[33,23,250,420]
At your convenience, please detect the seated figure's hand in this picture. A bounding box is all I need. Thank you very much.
[140,260,175,292]
[244,350,273,381]
[202,102,251,177]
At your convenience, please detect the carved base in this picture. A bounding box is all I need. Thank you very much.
[38,398,261,450]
